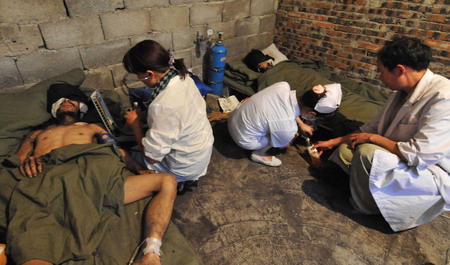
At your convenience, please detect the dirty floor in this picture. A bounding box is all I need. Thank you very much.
[172,120,450,265]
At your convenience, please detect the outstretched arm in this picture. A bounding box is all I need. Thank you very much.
[90,124,143,172]
[312,129,361,155]
[313,130,406,161]
[124,110,145,152]
[296,117,314,136]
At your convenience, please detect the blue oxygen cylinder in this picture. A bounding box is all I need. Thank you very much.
[209,32,227,96]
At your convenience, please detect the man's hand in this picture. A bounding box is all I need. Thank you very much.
[124,110,140,126]
[348,132,374,149]
[19,156,46,178]
[312,137,343,156]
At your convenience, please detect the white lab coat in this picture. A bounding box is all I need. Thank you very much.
[360,70,450,231]
[142,75,214,182]
[228,81,300,150]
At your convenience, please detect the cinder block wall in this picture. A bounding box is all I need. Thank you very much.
[0,0,277,92]
[274,0,449,87]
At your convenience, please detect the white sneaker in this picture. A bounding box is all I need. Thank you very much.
[251,152,282,167]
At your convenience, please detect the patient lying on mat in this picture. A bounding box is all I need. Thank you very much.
[10,84,176,265]
[243,49,275,73]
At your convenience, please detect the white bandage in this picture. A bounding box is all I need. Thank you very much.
[143,237,162,256]
[51,98,88,118]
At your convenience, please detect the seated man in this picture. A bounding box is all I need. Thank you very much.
[314,37,450,232]
[7,84,177,265]
[228,81,342,166]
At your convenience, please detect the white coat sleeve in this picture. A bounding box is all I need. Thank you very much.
[398,95,450,169]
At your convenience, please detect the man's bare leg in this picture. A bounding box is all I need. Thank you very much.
[124,172,177,265]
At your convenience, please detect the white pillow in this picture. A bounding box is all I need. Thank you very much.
[261,43,288,66]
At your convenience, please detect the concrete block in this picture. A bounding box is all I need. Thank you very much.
[131,32,173,51]
[173,26,206,51]
[207,21,235,40]
[65,0,124,17]
[189,65,204,80]
[0,58,23,89]
[150,7,189,31]
[190,3,223,26]
[223,0,250,21]
[40,16,104,49]
[124,0,169,9]
[172,49,192,68]
[16,48,83,84]
[101,11,152,40]
[79,39,131,69]
[260,14,276,33]
[0,0,66,23]
[223,36,247,57]
[0,24,43,57]
[235,17,260,37]
[170,0,203,4]
[246,32,273,50]
[250,0,277,16]
[191,47,210,68]
[82,69,115,90]
[111,65,128,88]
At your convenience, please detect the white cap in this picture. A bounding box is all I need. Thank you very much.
[314,83,342,114]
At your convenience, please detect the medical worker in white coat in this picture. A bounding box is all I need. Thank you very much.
[314,37,450,232]
[228,81,342,166]
[123,40,214,191]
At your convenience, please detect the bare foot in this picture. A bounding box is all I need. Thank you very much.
[133,253,161,265]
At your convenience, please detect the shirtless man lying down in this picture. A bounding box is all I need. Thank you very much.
[14,84,175,265]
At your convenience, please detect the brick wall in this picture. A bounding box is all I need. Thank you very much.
[0,0,278,92]
[274,0,450,88]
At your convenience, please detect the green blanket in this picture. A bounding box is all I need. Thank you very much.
[2,144,202,265]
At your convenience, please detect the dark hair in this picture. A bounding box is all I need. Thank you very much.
[123,40,188,79]
[243,49,274,72]
[300,88,327,110]
[377,37,432,72]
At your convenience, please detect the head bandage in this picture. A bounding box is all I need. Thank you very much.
[51,98,88,118]
[314,83,342,114]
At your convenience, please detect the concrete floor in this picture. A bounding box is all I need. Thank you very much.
[172,120,450,265]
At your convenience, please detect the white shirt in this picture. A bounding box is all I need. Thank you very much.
[142,75,214,181]
[360,70,450,231]
[228,81,300,150]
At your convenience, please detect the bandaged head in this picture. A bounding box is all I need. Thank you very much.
[313,83,342,114]
[50,98,88,118]
[47,84,89,118]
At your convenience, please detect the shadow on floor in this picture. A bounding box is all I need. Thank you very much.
[301,160,395,234]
